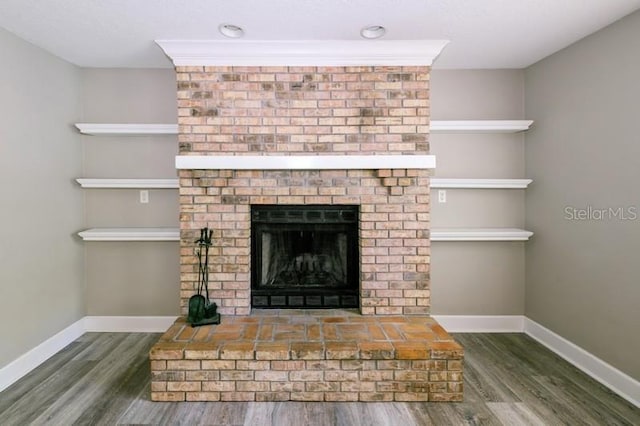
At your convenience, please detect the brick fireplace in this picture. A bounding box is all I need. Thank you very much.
[150,40,463,403]
[176,65,432,316]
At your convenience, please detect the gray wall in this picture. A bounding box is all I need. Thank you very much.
[80,69,180,316]
[525,11,640,379]
[430,70,527,315]
[0,28,84,368]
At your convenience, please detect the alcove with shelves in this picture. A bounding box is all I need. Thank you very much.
[430,119,534,242]
[76,122,179,241]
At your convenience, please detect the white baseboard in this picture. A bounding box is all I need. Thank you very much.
[2,314,637,408]
[84,316,177,333]
[0,318,85,392]
[430,315,639,408]
[524,318,639,408]
[432,315,525,332]
[0,315,177,393]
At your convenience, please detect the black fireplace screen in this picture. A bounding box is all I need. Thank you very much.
[251,205,359,308]
[259,229,348,288]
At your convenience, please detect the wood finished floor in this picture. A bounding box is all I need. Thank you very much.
[1,332,638,425]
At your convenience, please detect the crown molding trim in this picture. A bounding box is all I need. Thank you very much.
[155,40,449,66]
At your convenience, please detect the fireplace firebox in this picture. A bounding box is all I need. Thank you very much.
[251,205,359,308]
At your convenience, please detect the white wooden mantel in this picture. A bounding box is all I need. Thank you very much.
[175,155,436,170]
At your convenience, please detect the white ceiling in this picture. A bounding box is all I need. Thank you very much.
[0,0,639,69]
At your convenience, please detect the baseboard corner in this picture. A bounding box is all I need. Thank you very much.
[0,318,85,393]
[524,318,639,408]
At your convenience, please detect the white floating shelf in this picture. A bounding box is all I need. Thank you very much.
[75,120,532,135]
[75,123,178,135]
[76,179,179,189]
[431,228,533,241]
[176,155,436,170]
[430,178,532,189]
[77,227,532,242]
[77,177,532,189]
[78,228,180,241]
[430,120,533,133]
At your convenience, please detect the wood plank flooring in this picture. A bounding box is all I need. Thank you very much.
[1,332,638,425]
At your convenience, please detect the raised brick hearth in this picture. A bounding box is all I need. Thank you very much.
[150,310,463,402]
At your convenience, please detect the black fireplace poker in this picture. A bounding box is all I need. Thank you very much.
[188,227,220,327]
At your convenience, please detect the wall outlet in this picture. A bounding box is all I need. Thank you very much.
[438,189,447,203]
[139,190,149,204]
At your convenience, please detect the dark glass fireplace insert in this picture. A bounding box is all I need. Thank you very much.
[251,205,359,308]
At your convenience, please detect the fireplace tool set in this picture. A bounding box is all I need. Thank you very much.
[188,227,220,327]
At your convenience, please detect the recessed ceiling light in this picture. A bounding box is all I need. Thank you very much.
[360,25,386,39]
[219,24,244,39]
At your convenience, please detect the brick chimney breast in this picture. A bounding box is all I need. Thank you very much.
[176,65,431,316]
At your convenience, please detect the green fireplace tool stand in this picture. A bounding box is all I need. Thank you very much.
[188,227,221,327]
